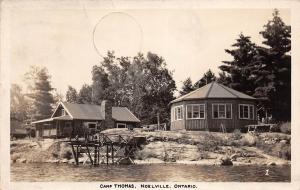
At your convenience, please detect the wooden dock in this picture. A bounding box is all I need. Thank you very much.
[66,133,146,165]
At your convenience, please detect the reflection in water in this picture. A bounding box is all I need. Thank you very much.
[11,163,290,182]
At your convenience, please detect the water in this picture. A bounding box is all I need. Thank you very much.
[11,163,290,182]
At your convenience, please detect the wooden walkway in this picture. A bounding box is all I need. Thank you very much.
[66,133,146,165]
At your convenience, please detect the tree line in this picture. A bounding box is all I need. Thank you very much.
[180,10,291,121]
[10,9,290,128]
[65,52,176,125]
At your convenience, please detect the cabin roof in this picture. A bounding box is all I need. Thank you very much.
[171,81,255,104]
[62,102,104,120]
[112,107,140,122]
[33,102,140,123]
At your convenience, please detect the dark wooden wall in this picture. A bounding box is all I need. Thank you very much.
[170,98,257,131]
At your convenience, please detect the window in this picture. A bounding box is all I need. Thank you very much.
[239,104,254,119]
[88,123,96,129]
[212,104,232,119]
[117,123,127,128]
[173,106,183,121]
[186,104,205,119]
[61,108,66,116]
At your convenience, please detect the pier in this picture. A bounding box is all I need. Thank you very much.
[67,133,146,165]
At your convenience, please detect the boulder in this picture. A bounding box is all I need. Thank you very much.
[230,154,238,161]
[17,158,27,163]
[47,159,59,163]
[118,158,133,165]
[268,162,276,166]
[60,159,69,163]
[280,140,287,144]
[220,156,233,166]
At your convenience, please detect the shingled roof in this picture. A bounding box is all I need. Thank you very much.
[60,102,140,122]
[62,102,104,120]
[171,81,255,103]
[112,107,140,122]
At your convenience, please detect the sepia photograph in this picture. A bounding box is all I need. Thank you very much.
[1,0,300,189]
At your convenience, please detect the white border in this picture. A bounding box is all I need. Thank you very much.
[1,1,299,190]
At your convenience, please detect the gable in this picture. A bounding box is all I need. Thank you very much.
[52,104,69,117]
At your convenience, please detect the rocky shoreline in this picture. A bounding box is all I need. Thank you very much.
[10,129,291,166]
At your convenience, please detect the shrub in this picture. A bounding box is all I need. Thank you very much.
[232,129,242,140]
[239,133,257,146]
[279,122,291,134]
[278,144,291,160]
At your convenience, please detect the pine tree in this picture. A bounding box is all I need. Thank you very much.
[219,33,257,95]
[179,77,194,96]
[77,84,93,104]
[217,71,231,86]
[10,84,29,122]
[66,86,78,103]
[24,66,55,120]
[252,9,291,121]
[194,69,216,89]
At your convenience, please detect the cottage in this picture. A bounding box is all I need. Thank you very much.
[32,101,140,138]
[170,82,257,132]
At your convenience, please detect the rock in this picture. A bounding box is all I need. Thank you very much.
[265,140,272,144]
[118,158,133,165]
[47,159,59,163]
[220,156,233,166]
[68,159,75,164]
[60,159,69,163]
[148,137,155,142]
[280,140,287,144]
[17,158,27,163]
[230,154,238,161]
[268,162,276,166]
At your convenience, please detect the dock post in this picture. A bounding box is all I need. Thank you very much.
[86,146,93,165]
[111,144,114,164]
[76,145,79,165]
[71,144,79,165]
[97,145,100,165]
[94,145,97,165]
[106,144,109,165]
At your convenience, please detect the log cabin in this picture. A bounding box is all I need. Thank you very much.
[170,81,257,132]
[32,100,140,138]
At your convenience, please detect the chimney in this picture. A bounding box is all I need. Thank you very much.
[101,100,114,129]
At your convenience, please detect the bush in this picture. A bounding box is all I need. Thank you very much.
[279,122,291,134]
[232,129,242,140]
[240,133,257,146]
[256,139,291,160]
[278,144,291,160]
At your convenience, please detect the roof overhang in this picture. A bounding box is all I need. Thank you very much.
[31,115,73,124]
[170,97,256,104]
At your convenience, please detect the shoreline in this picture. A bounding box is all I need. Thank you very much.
[11,160,291,166]
[10,129,291,167]
[11,153,291,167]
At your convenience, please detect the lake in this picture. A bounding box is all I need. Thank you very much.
[11,163,290,182]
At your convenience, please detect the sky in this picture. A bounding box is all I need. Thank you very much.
[6,3,290,97]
